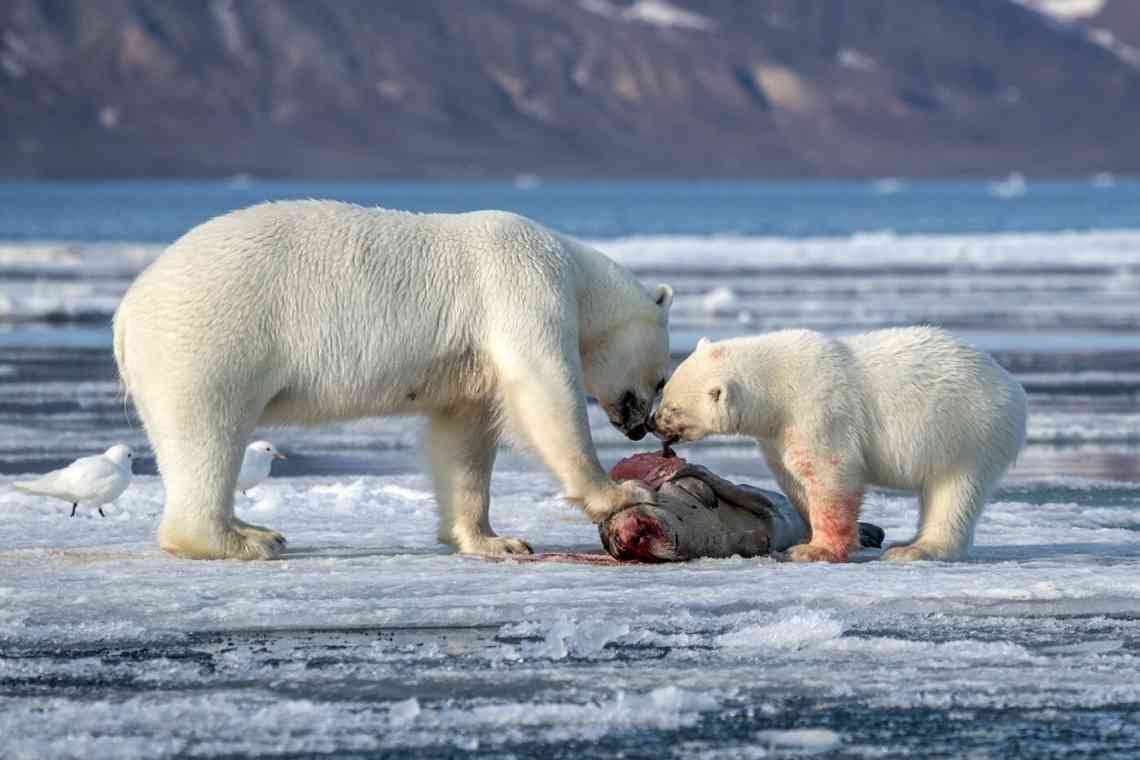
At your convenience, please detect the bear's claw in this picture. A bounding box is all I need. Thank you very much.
[229,530,285,560]
[234,519,287,547]
[234,522,287,550]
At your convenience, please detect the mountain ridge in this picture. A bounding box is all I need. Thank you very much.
[3,0,1140,178]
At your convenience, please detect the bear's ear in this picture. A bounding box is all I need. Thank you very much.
[653,284,674,313]
[696,336,711,351]
[708,384,724,403]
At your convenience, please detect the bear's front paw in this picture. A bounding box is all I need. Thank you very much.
[881,542,957,562]
[782,543,846,563]
[584,480,655,524]
[458,535,534,556]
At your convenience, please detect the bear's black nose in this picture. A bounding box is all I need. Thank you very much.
[625,424,647,441]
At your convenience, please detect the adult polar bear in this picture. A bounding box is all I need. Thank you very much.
[114,201,673,560]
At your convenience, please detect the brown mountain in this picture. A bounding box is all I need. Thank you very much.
[3,0,1140,178]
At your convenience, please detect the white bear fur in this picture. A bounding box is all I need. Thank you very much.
[114,201,673,560]
[654,327,1027,562]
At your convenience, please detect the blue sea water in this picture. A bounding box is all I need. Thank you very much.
[3,177,1140,242]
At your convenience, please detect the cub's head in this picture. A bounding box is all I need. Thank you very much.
[583,284,673,441]
[653,337,737,444]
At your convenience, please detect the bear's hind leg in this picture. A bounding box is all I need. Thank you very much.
[146,395,285,560]
[882,474,987,562]
[427,405,531,556]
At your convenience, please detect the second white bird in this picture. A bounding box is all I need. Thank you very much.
[236,441,286,494]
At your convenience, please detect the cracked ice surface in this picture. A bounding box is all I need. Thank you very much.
[3,470,1140,758]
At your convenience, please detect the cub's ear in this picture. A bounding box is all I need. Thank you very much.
[708,383,726,403]
[653,284,674,313]
[696,336,711,351]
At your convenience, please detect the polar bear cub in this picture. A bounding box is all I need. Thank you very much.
[114,201,673,560]
[653,327,1027,562]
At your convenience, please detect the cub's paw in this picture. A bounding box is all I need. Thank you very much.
[584,480,655,524]
[881,542,956,562]
[458,535,534,557]
[782,543,846,563]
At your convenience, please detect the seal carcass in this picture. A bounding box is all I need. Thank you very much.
[600,451,885,562]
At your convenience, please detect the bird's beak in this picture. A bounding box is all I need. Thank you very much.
[273,453,287,461]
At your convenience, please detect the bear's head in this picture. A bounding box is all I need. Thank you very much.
[583,284,673,441]
[653,337,738,444]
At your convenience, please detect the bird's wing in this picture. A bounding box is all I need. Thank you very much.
[52,455,123,502]
[236,457,254,483]
[236,457,269,491]
[13,471,67,497]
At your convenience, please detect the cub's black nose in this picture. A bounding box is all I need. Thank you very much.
[626,424,647,441]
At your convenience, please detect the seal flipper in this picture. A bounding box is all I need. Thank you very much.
[669,464,786,519]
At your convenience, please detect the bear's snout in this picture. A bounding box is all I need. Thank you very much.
[652,407,685,443]
[608,390,652,441]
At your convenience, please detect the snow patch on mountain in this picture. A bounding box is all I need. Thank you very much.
[579,0,715,31]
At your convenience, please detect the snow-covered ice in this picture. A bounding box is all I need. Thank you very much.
[2,465,1140,757]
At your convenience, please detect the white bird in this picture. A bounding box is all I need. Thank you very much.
[14,444,134,517]
[236,441,286,494]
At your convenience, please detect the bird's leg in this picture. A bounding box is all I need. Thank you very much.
[70,503,77,518]
[98,507,105,517]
